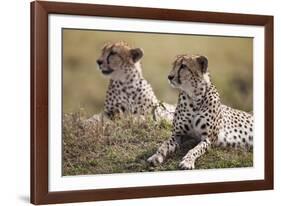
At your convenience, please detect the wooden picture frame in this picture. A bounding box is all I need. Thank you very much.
[31,0,274,204]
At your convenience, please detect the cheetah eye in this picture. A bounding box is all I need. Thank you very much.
[107,51,118,64]
[180,64,187,69]
[109,51,117,56]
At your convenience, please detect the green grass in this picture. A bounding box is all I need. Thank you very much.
[63,111,253,176]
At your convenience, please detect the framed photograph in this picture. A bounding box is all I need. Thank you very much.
[31,1,274,204]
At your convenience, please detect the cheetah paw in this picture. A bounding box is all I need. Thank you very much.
[147,153,164,166]
[179,158,195,170]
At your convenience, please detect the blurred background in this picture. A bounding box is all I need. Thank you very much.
[63,29,253,115]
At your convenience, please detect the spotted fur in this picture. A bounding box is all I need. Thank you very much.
[95,41,175,121]
[147,54,253,169]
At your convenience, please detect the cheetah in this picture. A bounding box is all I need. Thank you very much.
[147,54,253,170]
[92,41,175,122]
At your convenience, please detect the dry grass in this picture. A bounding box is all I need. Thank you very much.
[63,111,253,176]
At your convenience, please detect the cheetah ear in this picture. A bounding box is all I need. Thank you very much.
[130,48,144,63]
[196,56,208,73]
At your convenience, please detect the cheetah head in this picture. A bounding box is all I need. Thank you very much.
[168,54,210,97]
[96,41,144,81]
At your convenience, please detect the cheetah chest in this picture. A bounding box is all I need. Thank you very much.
[175,105,210,140]
[107,80,157,115]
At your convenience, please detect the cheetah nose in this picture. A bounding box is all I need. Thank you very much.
[96,59,103,65]
[168,75,174,80]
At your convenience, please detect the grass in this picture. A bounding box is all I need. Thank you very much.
[63,111,253,176]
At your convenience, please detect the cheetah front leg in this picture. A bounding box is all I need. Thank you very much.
[147,134,181,166]
[179,138,211,170]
